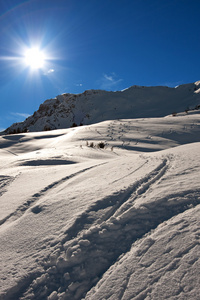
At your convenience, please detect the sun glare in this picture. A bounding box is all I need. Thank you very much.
[24,47,46,70]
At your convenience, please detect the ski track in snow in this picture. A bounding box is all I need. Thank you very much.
[0,175,15,197]
[1,112,200,300]
[0,162,108,227]
[13,156,200,300]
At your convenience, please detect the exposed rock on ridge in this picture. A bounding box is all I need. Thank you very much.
[5,82,200,134]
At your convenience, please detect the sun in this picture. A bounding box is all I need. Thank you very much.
[24,47,46,70]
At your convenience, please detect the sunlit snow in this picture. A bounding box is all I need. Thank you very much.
[0,90,200,299]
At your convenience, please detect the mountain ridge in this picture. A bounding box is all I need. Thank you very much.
[1,112,200,299]
[4,81,200,134]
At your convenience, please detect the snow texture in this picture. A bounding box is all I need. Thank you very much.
[0,83,200,300]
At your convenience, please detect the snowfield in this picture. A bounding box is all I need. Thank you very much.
[0,112,200,299]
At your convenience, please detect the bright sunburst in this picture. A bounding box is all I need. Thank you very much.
[24,47,46,70]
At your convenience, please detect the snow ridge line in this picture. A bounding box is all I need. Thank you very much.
[0,162,107,227]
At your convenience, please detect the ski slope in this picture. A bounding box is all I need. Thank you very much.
[0,112,200,299]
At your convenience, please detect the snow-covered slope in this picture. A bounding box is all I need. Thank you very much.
[4,81,200,134]
[0,111,200,299]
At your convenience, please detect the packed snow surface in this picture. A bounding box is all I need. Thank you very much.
[0,112,200,299]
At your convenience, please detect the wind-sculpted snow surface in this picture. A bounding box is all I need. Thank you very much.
[0,114,200,299]
[86,205,200,300]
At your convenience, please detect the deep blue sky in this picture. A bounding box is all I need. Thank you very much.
[0,0,200,130]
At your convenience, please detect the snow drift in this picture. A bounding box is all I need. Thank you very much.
[0,82,200,299]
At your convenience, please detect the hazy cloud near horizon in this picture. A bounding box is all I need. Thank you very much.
[99,73,123,90]
[11,112,30,119]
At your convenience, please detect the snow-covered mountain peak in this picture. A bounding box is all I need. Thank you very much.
[1,83,200,299]
[4,82,200,134]
[1,109,200,299]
